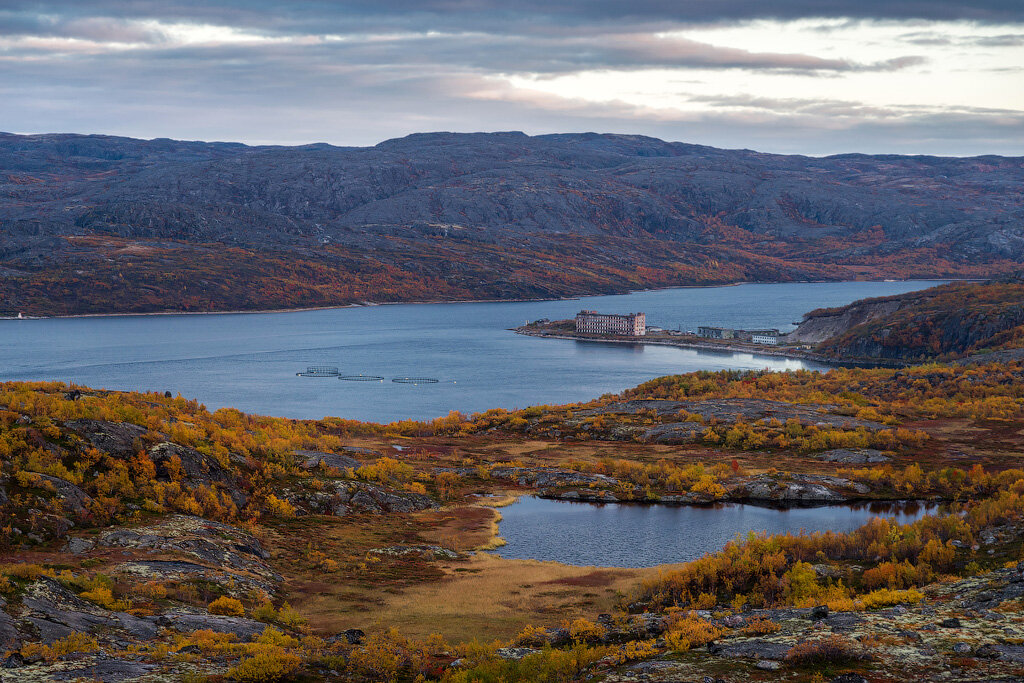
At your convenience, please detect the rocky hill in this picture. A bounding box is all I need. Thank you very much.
[4,364,1024,680]
[2,131,1024,314]
[791,279,1024,361]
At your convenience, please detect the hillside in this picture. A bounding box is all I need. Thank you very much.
[2,131,1024,315]
[791,279,1024,361]
[3,363,1024,680]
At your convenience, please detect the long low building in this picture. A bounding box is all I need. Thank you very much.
[575,310,646,336]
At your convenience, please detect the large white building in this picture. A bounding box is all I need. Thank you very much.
[751,333,779,345]
[575,310,646,336]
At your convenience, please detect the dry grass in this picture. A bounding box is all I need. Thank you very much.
[365,553,675,641]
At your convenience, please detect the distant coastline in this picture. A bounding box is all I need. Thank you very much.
[512,327,908,369]
[0,278,950,321]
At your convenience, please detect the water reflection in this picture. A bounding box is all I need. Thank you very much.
[493,496,945,568]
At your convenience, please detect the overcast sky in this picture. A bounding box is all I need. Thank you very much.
[2,1,1023,155]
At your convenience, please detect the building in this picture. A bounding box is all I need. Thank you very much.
[751,333,779,345]
[575,310,646,336]
[697,326,734,339]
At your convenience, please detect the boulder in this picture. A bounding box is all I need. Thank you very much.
[367,545,461,560]
[488,467,617,488]
[63,419,148,458]
[710,639,790,660]
[97,515,279,582]
[19,577,159,644]
[147,442,247,506]
[49,658,157,681]
[642,422,709,443]
[817,448,890,464]
[158,611,267,641]
[977,644,1024,662]
[730,474,853,504]
[64,537,96,554]
[36,474,93,520]
[114,559,277,596]
[495,647,539,660]
[0,608,23,652]
[285,481,436,516]
[297,449,365,471]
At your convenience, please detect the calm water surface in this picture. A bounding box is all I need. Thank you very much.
[0,280,945,422]
[493,496,941,568]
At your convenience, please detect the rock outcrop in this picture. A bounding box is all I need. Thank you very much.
[283,480,437,516]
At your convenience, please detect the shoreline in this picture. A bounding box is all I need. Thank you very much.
[0,277,954,321]
[513,327,908,368]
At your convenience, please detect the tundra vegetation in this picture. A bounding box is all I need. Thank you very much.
[2,359,1024,680]
[3,133,1024,316]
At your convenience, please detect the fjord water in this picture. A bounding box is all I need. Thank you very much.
[493,497,940,568]
[0,280,944,422]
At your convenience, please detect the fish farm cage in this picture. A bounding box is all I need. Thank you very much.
[297,367,451,384]
[296,366,339,377]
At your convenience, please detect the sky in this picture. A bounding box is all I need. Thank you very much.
[2,1,1023,155]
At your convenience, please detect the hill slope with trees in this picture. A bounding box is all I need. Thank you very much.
[2,131,1023,314]
[792,279,1024,362]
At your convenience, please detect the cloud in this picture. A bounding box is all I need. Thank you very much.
[3,1,1024,34]
[0,2,1021,155]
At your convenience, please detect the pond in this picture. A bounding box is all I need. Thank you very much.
[491,496,943,568]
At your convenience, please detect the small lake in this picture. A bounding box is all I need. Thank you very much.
[492,496,941,568]
[0,280,945,422]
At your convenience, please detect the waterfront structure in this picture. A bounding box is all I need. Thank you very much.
[697,326,734,339]
[575,310,646,336]
[698,326,780,343]
[751,333,779,345]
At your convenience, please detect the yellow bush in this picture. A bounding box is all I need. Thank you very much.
[80,585,130,611]
[611,639,658,664]
[20,632,99,661]
[208,595,245,617]
[134,581,168,600]
[567,617,605,643]
[1,563,53,580]
[691,592,717,609]
[252,600,278,622]
[740,616,781,636]
[514,624,548,646]
[257,626,300,648]
[227,645,301,682]
[264,494,296,518]
[275,602,307,628]
[665,616,723,651]
[175,628,238,655]
[860,588,924,610]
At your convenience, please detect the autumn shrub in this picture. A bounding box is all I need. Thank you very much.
[515,624,549,647]
[227,645,301,682]
[134,581,169,600]
[567,617,605,644]
[664,615,723,651]
[20,632,99,661]
[251,600,278,623]
[274,602,307,628]
[740,616,781,636]
[785,635,867,666]
[1,563,53,581]
[79,584,131,611]
[609,639,658,664]
[208,595,245,617]
[264,494,297,518]
[860,587,924,610]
